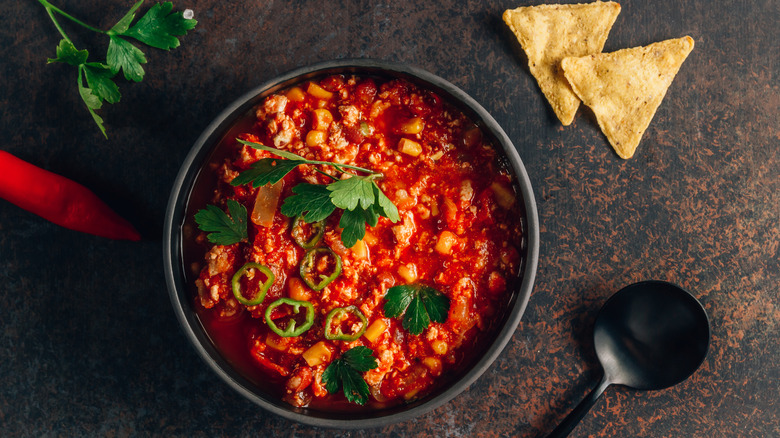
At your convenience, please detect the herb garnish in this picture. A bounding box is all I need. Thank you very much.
[39,0,197,137]
[384,284,450,335]
[194,199,248,245]
[232,140,400,247]
[322,346,379,405]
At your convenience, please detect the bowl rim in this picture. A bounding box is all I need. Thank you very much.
[163,58,539,429]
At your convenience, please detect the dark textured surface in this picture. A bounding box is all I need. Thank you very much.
[1,0,777,436]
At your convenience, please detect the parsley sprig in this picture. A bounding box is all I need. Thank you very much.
[232,140,400,247]
[39,0,197,137]
[322,346,379,405]
[194,199,248,245]
[384,284,450,335]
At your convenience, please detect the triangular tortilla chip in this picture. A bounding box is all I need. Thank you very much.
[503,2,621,126]
[561,36,695,159]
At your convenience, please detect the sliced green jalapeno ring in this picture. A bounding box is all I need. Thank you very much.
[264,298,315,337]
[231,262,275,306]
[324,306,368,341]
[300,247,342,291]
[291,216,325,249]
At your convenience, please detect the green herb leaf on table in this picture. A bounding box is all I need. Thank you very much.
[194,199,248,245]
[322,346,378,405]
[119,2,197,50]
[82,63,121,104]
[384,284,450,335]
[77,68,107,137]
[38,0,197,136]
[107,36,147,82]
[109,0,145,34]
[47,39,88,66]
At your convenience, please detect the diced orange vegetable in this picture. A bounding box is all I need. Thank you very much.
[398,138,423,157]
[434,230,458,255]
[363,318,388,343]
[350,239,369,260]
[422,357,442,376]
[312,109,333,130]
[286,86,306,102]
[490,181,516,209]
[397,263,417,283]
[306,130,327,147]
[288,277,311,302]
[307,82,333,99]
[362,230,378,246]
[431,340,448,355]
[302,341,332,367]
[400,117,424,134]
[265,333,288,351]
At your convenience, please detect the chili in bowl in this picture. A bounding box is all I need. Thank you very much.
[163,59,539,428]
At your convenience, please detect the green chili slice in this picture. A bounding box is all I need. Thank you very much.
[324,306,368,341]
[291,216,324,249]
[300,247,342,291]
[231,262,274,306]
[264,298,315,337]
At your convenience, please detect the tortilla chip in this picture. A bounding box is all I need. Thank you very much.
[502,2,621,125]
[561,36,695,158]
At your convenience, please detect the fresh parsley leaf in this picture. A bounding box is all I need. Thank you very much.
[338,207,368,248]
[122,2,198,50]
[280,183,337,223]
[322,346,378,405]
[231,140,400,246]
[230,158,301,188]
[107,36,147,82]
[77,67,107,137]
[341,346,378,371]
[372,182,400,223]
[327,176,376,211]
[82,62,120,104]
[109,0,145,34]
[384,284,450,335]
[194,199,248,245]
[48,39,88,66]
[363,204,380,228]
[39,1,196,136]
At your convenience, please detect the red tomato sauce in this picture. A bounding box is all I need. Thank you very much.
[191,75,525,410]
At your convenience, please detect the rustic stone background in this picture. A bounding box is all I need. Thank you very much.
[1,0,777,436]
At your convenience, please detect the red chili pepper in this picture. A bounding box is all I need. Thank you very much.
[0,150,141,241]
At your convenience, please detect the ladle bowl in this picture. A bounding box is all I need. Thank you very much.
[549,280,710,437]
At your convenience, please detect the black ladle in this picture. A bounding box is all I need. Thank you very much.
[548,280,710,438]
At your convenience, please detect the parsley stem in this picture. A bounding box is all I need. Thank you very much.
[41,4,71,42]
[304,160,379,176]
[314,168,339,181]
[38,0,106,35]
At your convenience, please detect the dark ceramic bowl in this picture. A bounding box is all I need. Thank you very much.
[163,59,539,428]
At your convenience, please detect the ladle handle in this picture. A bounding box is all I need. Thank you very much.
[547,376,610,438]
